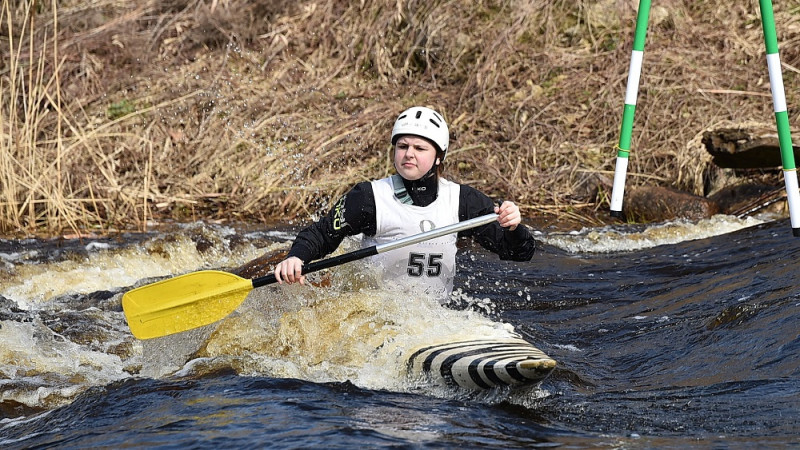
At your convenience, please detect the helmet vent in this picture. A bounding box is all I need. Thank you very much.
[391,106,449,157]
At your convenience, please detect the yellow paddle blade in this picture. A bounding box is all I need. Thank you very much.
[122,270,254,340]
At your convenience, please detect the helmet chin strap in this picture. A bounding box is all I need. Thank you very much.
[419,159,440,181]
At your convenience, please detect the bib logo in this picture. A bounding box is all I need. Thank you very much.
[419,219,436,232]
[332,196,347,230]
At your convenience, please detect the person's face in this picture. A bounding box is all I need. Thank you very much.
[393,135,438,181]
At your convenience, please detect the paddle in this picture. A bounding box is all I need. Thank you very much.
[122,213,499,339]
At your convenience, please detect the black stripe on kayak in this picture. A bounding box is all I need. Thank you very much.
[455,351,539,388]
[478,354,536,386]
[436,349,543,388]
[407,341,546,387]
[504,360,528,383]
[468,358,504,388]
[406,340,502,372]
[423,344,537,374]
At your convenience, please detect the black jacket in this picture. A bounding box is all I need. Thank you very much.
[287,181,536,264]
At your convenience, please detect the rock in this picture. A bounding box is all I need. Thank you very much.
[701,124,800,169]
[623,186,720,223]
[709,184,787,217]
[572,171,612,202]
[708,183,777,213]
[233,249,287,278]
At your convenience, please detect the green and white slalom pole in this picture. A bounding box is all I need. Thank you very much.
[610,0,651,218]
[759,0,800,236]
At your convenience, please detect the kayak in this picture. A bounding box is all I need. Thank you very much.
[406,337,556,390]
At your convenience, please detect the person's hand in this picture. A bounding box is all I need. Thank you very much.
[494,201,521,231]
[274,256,306,285]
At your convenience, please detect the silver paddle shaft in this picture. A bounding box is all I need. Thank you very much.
[375,213,499,254]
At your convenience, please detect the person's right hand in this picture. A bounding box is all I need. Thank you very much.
[274,256,306,285]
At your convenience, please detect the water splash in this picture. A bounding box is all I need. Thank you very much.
[0,223,282,309]
[170,268,523,396]
[540,214,766,253]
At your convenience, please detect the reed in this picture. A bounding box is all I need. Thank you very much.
[1,0,796,237]
[1,0,111,235]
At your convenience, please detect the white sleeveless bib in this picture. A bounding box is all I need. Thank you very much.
[363,176,460,302]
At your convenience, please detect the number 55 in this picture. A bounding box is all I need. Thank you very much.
[407,253,443,277]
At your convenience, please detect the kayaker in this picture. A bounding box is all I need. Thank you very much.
[273,106,536,302]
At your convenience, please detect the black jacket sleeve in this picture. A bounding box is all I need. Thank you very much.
[457,185,536,261]
[287,182,377,264]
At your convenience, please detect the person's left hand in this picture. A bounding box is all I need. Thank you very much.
[495,201,520,231]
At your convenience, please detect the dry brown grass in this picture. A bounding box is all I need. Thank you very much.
[2,0,799,236]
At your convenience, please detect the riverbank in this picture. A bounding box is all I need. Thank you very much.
[2,1,797,237]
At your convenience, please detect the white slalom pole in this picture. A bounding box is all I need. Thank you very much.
[610,0,651,218]
[760,0,800,236]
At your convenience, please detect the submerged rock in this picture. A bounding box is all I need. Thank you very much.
[623,186,720,222]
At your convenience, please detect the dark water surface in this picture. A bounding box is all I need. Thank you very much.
[0,216,798,448]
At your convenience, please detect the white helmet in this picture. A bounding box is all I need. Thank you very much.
[391,106,449,160]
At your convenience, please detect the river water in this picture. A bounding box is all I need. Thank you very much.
[0,214,797,448]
